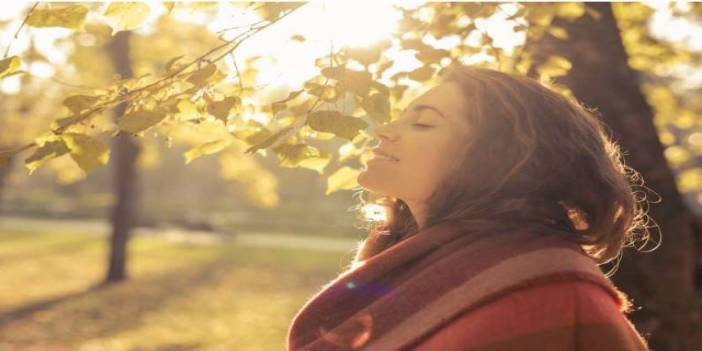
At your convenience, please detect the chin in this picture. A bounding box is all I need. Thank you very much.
[358,168,395,197]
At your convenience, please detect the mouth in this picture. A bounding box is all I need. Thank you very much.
[371,151,399,162]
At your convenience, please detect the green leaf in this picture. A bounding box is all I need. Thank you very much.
[325,166,361,195]
[61,133,110,173]
[63,94,101,114]
[207,96,240,122]
[118,110,167,134]
[272,143,330,174]
[0,56,21,79]
[361,92,390,123]
[104,2,151,34]
[25,140,71,174]
[26,4,89,29]
[308,111,368,141]
[184,139,231,164]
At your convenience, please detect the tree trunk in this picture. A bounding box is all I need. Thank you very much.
[524,3,702,350]
[0,155,12,214]
[104,31,140,284]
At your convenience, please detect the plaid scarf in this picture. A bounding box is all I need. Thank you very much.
[287,220,643,350]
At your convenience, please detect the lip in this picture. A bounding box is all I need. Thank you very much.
[371,148,400,161]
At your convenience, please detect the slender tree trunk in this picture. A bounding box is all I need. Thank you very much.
[104,31,140,284]
[0,155,12,214]
[524,3,702,350]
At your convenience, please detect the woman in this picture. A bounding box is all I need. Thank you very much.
[287,66,652,350]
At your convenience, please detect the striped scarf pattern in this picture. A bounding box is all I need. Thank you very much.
[287,220,646,350]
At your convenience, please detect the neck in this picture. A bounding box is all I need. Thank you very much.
[404,200,427,231]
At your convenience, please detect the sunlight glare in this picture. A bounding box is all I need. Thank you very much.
[241,112,270,125]
[318,2,400,49]
[362,203,388,222]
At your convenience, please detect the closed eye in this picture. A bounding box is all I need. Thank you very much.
[412,123,434,128]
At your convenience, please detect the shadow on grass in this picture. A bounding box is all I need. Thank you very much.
[0,254,239,346]
[146,341,203,351]
[0,238,97,266]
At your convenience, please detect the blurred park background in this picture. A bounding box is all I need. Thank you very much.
[1,2,702,350]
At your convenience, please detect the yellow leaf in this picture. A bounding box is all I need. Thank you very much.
[548,27,569,40]
[326,166,361,195]
[361,93,390,123]
[207,96,240,122]
[297,154,331,174]
[290,34,305,42]
[244,126,294,154]
[61,133,110,173]
[174,99,199,121]
[537,55,572,78]
[63,94,101,114]
[187,63,217,87]
[25,140,71,174]
[184,139,231,164]
[118,110,167,133]
[35,131,60,147]
[408,65,436,82]
[104,2,151,34]
[272,143,331,174]
[164,55,186,73]
[256,3,301,22]
[26,4,89,29]
[556,3,585,21]
[0,56,21,79]
[308,111,368,141]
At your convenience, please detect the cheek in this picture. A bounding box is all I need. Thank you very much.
[402,144,453,192]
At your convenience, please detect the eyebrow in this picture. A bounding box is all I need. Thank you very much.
[405,104,447,119]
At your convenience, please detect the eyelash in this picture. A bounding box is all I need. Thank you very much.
[412,123,433,128]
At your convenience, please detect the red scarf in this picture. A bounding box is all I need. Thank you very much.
[287,220,632,350]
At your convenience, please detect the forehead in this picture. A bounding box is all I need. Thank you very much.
[408,82,465,121]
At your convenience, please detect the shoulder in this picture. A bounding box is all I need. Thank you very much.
[412,278,649,351]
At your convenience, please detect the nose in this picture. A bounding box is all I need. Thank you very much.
[372,121,399,143]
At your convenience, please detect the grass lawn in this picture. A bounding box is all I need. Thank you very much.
[0,228,355,351]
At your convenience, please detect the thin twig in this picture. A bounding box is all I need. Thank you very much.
[0,5,304,156]
[3,2,39,59]
[229,52,244,93]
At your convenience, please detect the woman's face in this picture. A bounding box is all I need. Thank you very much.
[358,81,471,205]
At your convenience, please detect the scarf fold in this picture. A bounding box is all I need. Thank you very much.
[287,220,633,351]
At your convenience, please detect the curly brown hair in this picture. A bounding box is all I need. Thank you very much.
[350,66,657,277]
